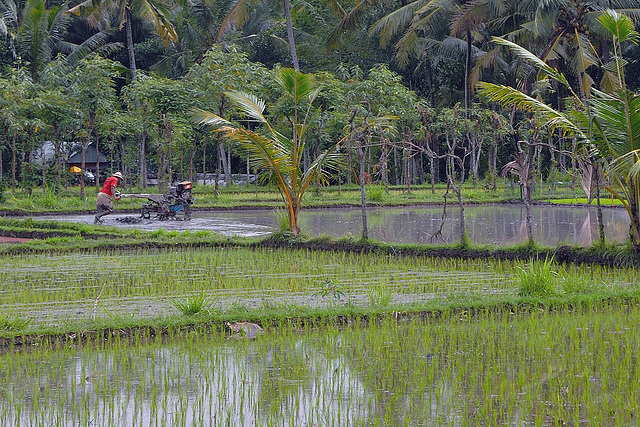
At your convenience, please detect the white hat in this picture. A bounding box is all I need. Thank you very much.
[113,172,123,180]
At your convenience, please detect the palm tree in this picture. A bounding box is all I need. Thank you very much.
[1,0,71,80]
[193,68,346,234]
[368,0,510,113]
[67,0,178,81]
[478,10,640,252]
[217,0,300,70]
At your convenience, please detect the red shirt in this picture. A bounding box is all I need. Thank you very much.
[100,176,119,196]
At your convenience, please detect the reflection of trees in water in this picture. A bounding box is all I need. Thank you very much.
[0,334,374,426]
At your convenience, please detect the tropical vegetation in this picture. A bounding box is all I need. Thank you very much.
[1,0,640,248]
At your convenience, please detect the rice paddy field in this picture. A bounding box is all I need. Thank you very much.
[0,247,637,327]
[1,247,639,425]
[1,307,639,426]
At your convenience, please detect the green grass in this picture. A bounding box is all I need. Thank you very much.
[0,180,594,214]
[548,197,623,205]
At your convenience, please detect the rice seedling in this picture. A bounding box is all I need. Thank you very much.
[0,313,30,331]
[0,248,525,328]
[365,185,385,202]
[171,293,218,316]
[517,257,558,297]
[367,283,393,308]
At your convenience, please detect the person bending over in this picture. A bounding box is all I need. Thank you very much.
[94,171,123,224]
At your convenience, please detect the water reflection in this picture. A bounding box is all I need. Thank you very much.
[301,204,630,246]
[30,204,630,246]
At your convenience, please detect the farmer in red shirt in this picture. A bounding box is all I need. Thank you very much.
[94,171,123,224]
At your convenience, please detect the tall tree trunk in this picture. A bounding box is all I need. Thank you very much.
[10,133,17,192]
[80,141,88,198]
[393,146,399,185]
[594,163,604,246]
[95,134,100,188]
[139,130,147,188]
[202,138,207,186]
[189,139,197,182]
[490,143,497,191]
[464,28,472,119]
[119,138,126,189]
[283,0,300,71]
[125,8,137,82]
[357,144,368,240]
[215,139,222,196]
[218,140,231,185]
[381,136,389,193]
[52,125,61,187]
[404,146,411,193]
[524,144,535,245]
[446,155,466,246]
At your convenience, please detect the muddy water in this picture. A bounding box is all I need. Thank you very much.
[30,203,629,246]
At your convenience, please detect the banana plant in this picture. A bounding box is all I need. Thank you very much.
[193,67,347,235]
[477,10,640,252]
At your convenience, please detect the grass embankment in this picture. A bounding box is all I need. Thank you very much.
[0,217,638,346]
[0,217,637,265]
[0,180,601,214]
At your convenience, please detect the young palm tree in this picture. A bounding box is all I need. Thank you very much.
[478,10,640,252]
[193,68,345,234]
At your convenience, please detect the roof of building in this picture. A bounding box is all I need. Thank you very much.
[67,145,108,164]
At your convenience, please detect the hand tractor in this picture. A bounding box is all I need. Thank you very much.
[119,181,194,220]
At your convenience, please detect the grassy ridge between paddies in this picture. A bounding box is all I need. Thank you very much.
[0,219,638,346]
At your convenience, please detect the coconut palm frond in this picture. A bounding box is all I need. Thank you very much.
[301,133,349,192]
[597,9,640,44]
[491,36,573,91]
[277,67,316,101]
[326,0,369,47]
[571,31,599,74]
[216,0,261,41]
[370,0,426,47]
[145,1,178,46]
[589,88,640,156]
[61,28,119,70]
[579,155,596,203]
[228,127,293,196]
[628,150,640,179]
[477,82,584,137]
[223,90,267,124]
[190,108,233,128]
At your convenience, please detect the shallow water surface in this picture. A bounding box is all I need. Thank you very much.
[32,203,630,246]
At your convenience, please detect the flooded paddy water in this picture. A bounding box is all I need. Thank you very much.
[1,307,638,426]
[29,203,630,246]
